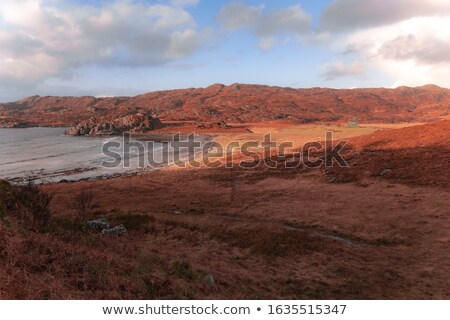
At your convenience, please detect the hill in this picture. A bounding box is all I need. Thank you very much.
[1,84,449,127]
[328,120,450,188]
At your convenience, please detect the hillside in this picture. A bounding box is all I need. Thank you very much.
[348,120,450,150]
[1,84,449,128]
[328,120,450,188]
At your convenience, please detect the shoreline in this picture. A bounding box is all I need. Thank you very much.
[4,131,214,185]
[2,121,428,185]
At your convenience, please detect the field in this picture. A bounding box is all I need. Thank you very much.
[1,121,449,299]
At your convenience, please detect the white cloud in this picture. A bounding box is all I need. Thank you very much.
[217,2,312,49]
[217,2,264,30]
[258,37,276,51]
[379,34,450,65]
[333,16,450,87]
[321,0,450,31]
[320,61,367,80]
[0,0,209,88]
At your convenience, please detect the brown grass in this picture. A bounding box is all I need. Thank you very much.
[1,121,450,299]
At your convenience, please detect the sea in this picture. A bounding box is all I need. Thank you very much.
[0,127,170,183]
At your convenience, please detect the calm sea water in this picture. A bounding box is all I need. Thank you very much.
[0,127,166,183]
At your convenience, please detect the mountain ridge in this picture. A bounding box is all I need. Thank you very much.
[1,83,449,128]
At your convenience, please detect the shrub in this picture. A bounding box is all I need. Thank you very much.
[0,179,53,227]
[23,177,53,227]
[75,190,96,220]
[0,180,13,218]
[28,188,53,226]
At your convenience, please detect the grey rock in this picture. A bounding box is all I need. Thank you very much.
[86,218,110,231]
[380,169,393,177]
[102,224,127,236]
[169,208,182,215]
[203,274,215,287]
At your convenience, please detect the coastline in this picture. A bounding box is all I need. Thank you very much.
[4,130,215,185]
[1,121,429,185]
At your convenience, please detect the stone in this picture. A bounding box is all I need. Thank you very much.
[203,274,215,287]
[85,218,110,231]
[380,169,393,177]
[169,208,182,215]
[102,224,127,236]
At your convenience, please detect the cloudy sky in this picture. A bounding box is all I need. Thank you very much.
[0,0,449,101]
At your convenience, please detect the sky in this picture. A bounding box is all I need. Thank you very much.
[0,0,449,102]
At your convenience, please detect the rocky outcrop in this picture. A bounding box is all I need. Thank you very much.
[66,113,163,136]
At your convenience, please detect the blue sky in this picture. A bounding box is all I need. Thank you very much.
[0,0,449,101]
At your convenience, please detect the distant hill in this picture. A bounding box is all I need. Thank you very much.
[1,84,449,127]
